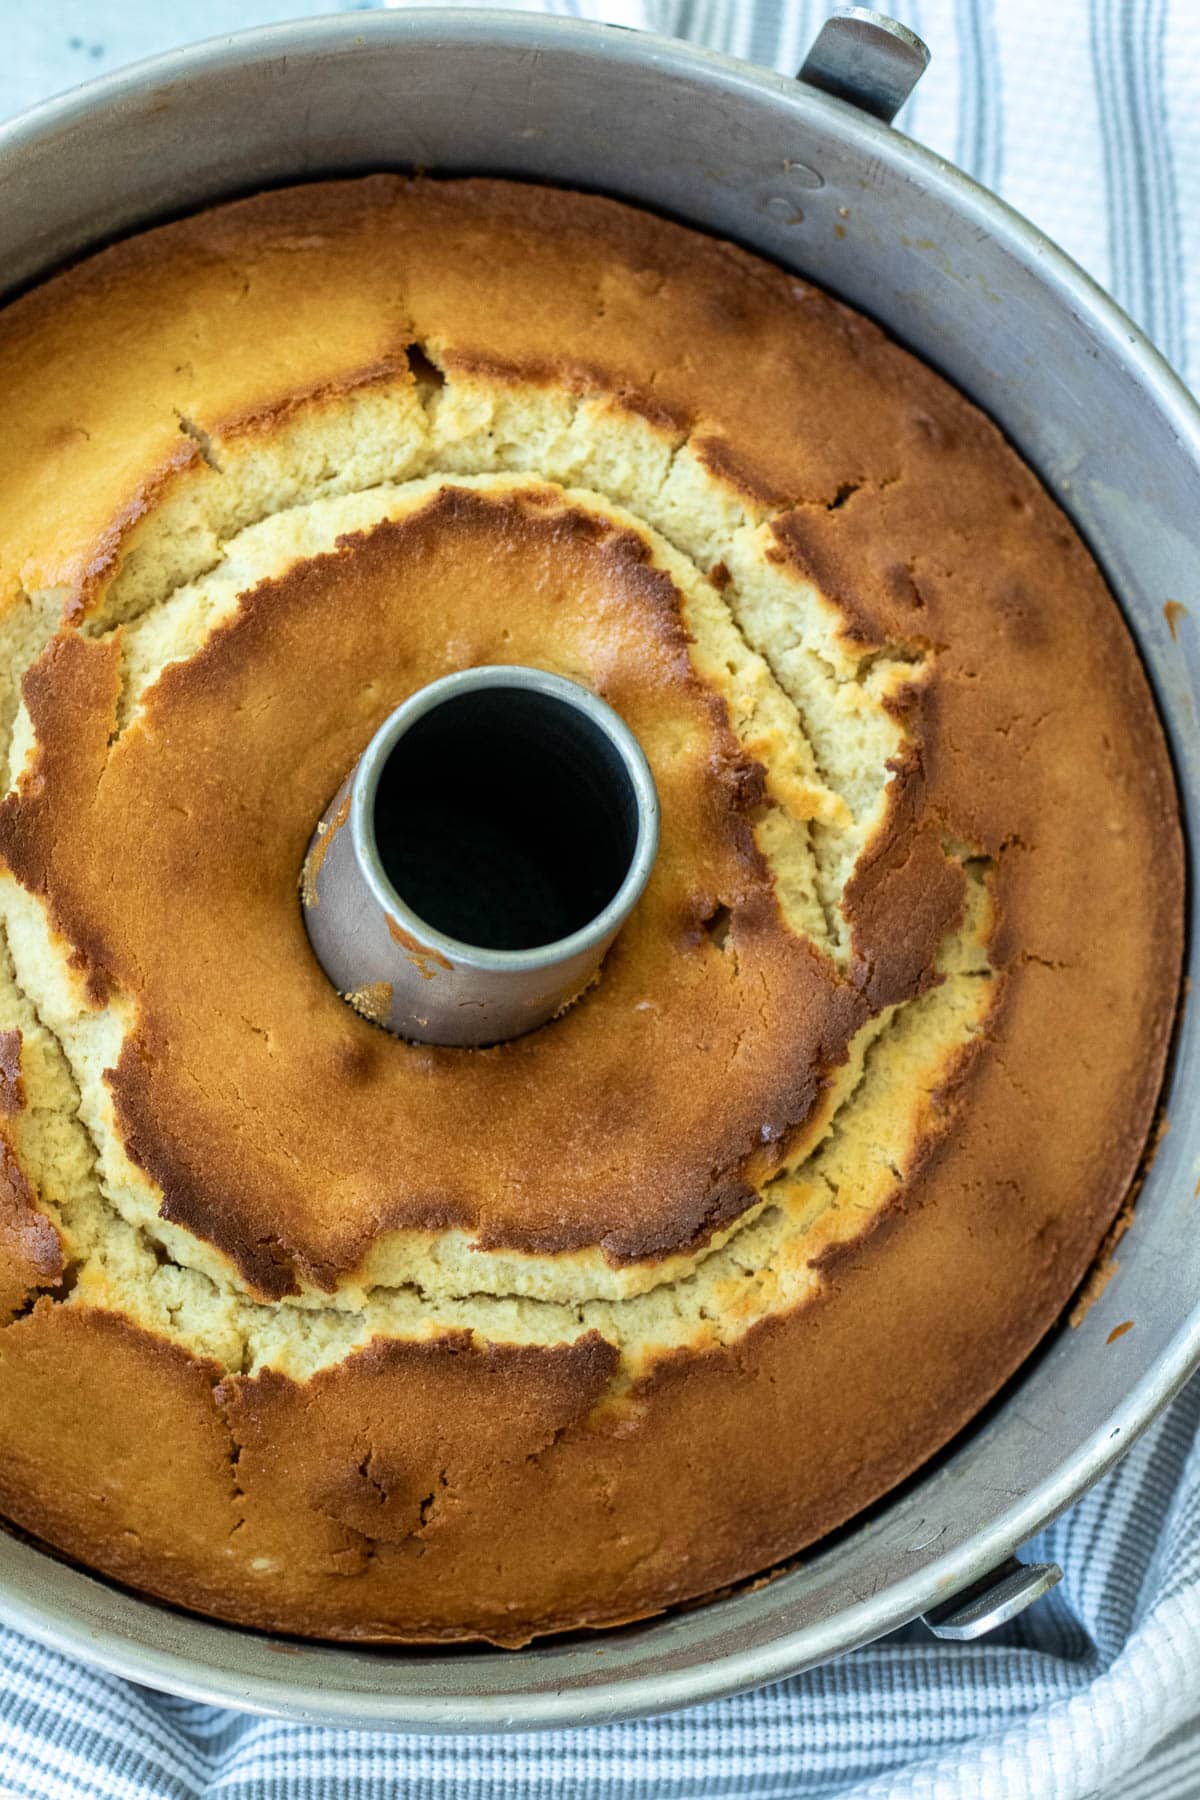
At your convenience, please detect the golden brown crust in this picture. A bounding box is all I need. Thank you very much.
[0,1029,25,1118]
[1,491,863,1292]
[0,1024,1132,1648]
[0,1038,63,1323]
[0,1305,241,1598]
[0,1142,62,1325]
[0,176,1183,1646]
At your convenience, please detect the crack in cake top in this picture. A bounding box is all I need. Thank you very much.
[0,473,925,1299]
[0,178,1179,1323]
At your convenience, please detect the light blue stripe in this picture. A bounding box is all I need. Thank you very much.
[1142,0,1186,366]
[1090,0,1185,365]
[1091,0,1134,317]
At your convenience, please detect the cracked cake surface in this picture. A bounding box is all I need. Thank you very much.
[0,176,1183,1645]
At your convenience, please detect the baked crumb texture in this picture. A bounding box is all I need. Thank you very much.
[0,178,1182,1645]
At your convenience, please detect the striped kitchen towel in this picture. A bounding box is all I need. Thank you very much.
[1,1,1198,1795]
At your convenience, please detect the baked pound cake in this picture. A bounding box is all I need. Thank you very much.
[0,178,1182,1645]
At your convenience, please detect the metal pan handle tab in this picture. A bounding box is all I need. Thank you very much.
[798,8,930,124]
[922,1556,1064,1642]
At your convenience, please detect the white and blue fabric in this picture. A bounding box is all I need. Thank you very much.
[1,2,1198,1795]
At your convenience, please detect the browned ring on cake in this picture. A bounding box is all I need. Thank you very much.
[0,178,1181,1645]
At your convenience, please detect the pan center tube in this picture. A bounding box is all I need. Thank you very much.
[301,667,659,1046]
